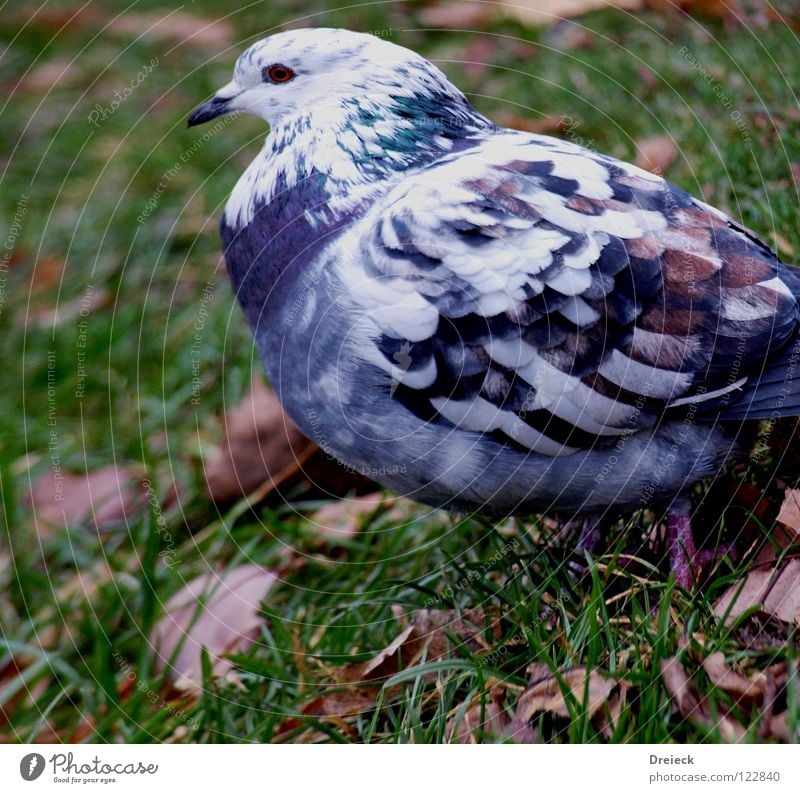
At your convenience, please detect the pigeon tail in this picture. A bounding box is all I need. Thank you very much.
[716,264,800,421]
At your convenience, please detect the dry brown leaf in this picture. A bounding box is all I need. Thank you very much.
[767,712,790,741]
[20,58,79,93]
[301,690,377,720]
[27,254,65,294]
[108,12,233,49]
[26,465,146,536]
[713,568,774,622]
[660,656,702,715]
[755,524,799,567]
[665,650,794,741]
[276,687,375,741]
[513,665,615,722]
[597,680,633,740]
[153,564,280,690]
[15,255,75,328]
[204,376,314,501]
[412,607,499,662]
[336,607,499,684]
[304,492,386,542]
[715,560,800,625]
[286,608,500,739]
[446,688,511,743]
[762,560,800,623]
[634,135,678,173]
[204,375,373,503]
[777,489,800,533]
[500,0,643,26]
[337,622,417,685]
[702,652,767,701]
[660,656,746,740]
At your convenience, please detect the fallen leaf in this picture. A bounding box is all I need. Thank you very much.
[336,622,417,685]
[499,0,644,26]
[410,608,499,664]
[336,607,498,685]
[660,656,702,716]
[20,58,79,93]
[634,135,678,173]
[26,465,146,536]
[754,523,798,568]
[301,690,377,719]
[109,11,233,49]
[27,254,65,294]
[762,560,800,623]
[513,665,615,722]
[282,607,500,739]
[666,648,794,741]
[597,680,633,740]
[446,688,511,743]
[204,376,315,500]
[715,561,800,625]
[701,652,767,701]
[714,568,773,622]
[304,492,387,542]
[767,712,790,741]
[152,564,280,690]
[660,656,746,740]
[15,255,73,328]
[777,489,800,533]
[204,375,374,502]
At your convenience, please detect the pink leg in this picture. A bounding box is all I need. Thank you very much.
[667,510,698,588]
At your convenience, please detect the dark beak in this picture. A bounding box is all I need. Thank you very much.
[187,95,232,127]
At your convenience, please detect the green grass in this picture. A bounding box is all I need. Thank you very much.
[2,1,800,743]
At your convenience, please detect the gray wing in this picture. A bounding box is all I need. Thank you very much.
[345,132,797,456]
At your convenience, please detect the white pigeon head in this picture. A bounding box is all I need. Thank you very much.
[188,28,469,129]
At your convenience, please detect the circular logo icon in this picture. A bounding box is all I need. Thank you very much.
[20,753,45,781]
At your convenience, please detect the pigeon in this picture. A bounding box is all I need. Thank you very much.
[188,28,800,585]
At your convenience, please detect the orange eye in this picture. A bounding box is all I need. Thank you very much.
[263,64,295,84]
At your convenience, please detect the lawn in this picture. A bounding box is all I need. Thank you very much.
[1,0,799,743]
